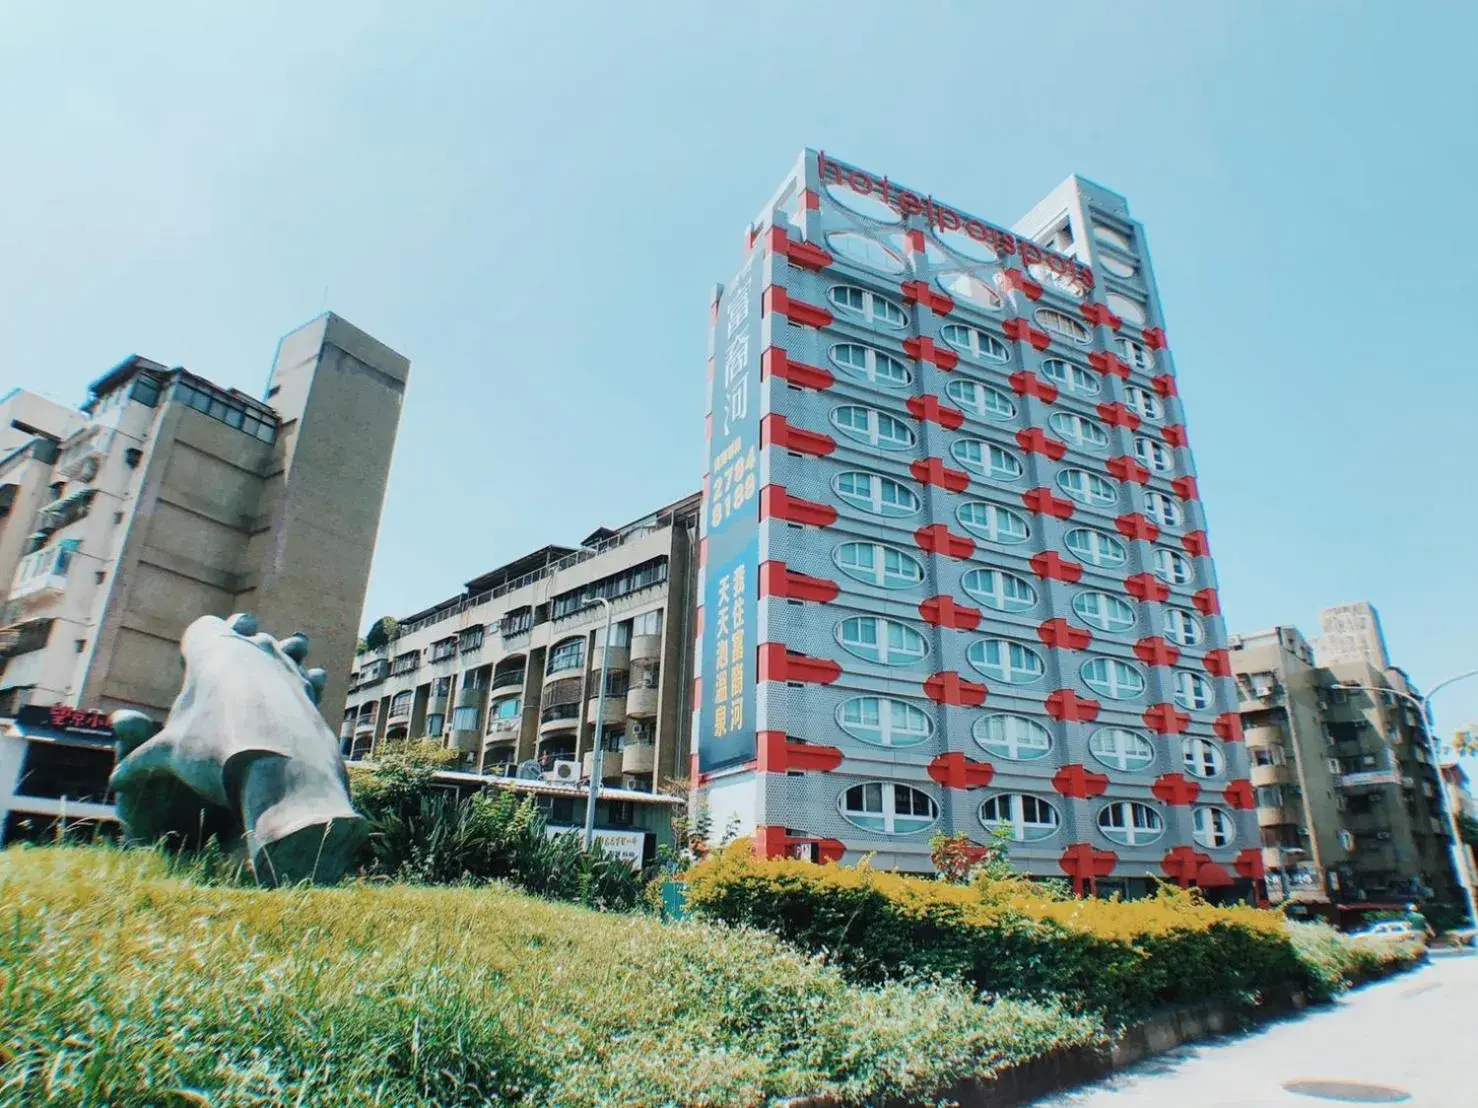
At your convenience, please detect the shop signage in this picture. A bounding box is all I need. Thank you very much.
[14,704,117,744]
[545,825,647,866]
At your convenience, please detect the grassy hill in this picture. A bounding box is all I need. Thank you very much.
[0,847,1104,1107]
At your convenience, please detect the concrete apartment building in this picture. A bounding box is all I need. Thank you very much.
[0,313,408,842]
[342,492,700,798]
[694,150,1257,896]
[1230,604,1457,914]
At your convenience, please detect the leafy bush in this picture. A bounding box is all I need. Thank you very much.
[1285,920,1426,991]
[0,847,1108,1107]
[684,842,1325,1023]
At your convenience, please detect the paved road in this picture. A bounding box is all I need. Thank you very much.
[1037,952,1477,1106]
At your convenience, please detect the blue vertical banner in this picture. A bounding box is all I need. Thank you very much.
[699,248,763,773]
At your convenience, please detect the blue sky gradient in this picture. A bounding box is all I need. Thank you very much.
[3,2,1477,750]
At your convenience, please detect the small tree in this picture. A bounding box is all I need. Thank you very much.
[363,615,399,652]
[929,828,1013,884]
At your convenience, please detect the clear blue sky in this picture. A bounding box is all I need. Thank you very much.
[4,3,1477,751]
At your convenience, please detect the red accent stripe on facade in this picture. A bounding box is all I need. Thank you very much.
[754,825,846,863]
[910,457,971,493]
[1235,846,1265,879]
[1141,326,1168,350]
[1222,779,1255,809]
[915,523,975,560]
[906,394,965,430]
[1152,374,1178,397]
[1171,475,1199,501]
[928,752,996,790]
[1106,456,1151,484]
[1009,371,1060,404]
[902,335,960,370]
[998,268,1043,300]
[1133,636,1181,668]
[1045,689,1101,722]
[1192,588,1221,616]
[919,595,983,631]
[760,414,836,457]
[766,226,833,270]
[698,537,708,567]
[1029,551,1084,583]
[759,560,841,603]
[757,644,842,685]
[757,731,844,773]
[1080,302,1123,331]
[1087,351,1131,379]
[900,279,954,316]
[1016,427,1067,460]
[1096,401,1142,431]
[923,671,988,707]
[1003,317,1051,350]
[759,485,838,527]
[1152,773,1201,807]
[1123,572,1171,603]
[1202,649,1231,677]
[1161,423,1188,447]
[1059,843,1117,895]
[1021,487,1075,520]
[1053,764,1110,799]
[1143,703,1192,735]
[1182,531,1210,557]
[1162,846,1211,887]
[800,188,820,211]
[1037,618,1091,650]
[763,286,833,329]
[1214,713,1245,743]
[761,346,835,391]
[1115,513,1161,543]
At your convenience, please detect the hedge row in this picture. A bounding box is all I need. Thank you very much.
[683,843,1387,1023]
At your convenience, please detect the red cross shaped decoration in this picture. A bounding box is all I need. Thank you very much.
[910,458,970,493]
[1045,689,1102,722]
[1003,317,1051,350]
[1030,551,1084,582]
[1016,427,1067,460]
[907,394,965,430]
[924,671,988,707]
[1088,350,1131,379]
[1152,773,1202,807]
[903,335,960,370]
[1143,703,1192,735]
[1053,764,1110,799]
[1115,513,1161,543]
[1134,636,1181,668]
[1021,487,1076,520]
[1037,618,1092,651]
[1008,371,1060,404]
[928,752,996,790]
[915,524,975,560]
[919,595,983,631]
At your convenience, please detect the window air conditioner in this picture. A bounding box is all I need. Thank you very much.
[550,759,580,783]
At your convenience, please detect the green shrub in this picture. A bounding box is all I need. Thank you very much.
[1285,920,1425,990]
[684,842,1325,1023]
[0,847,1108,1107]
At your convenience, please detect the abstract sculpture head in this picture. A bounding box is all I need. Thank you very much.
[108,612,366,886]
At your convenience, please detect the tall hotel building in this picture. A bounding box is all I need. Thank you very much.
[696,150,1259,897]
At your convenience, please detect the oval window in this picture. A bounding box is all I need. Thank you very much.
[828,285,909,329]
[1056,468,1119,507]
[829,343,912,389]
[1105,292,1148,326]
[935,225,998,263]
[831,405,916,451]
[975,715,1053,761]
[1117,338,1155,373]
[1064,527,1128,568]
[836,696,934,748]
[825,183,903,224]
[1099,254,1137,279]
[836,617,929,666]
[967,639,1046,685]
[1034,309,1093,346]
[945,379,1017,422]
[825,231,907,275]
[1124,386,1164,422]
[1183,737,1225,779]
[1049,411,1110,452]
[952,439,1023,481]
[941,324,1010,363]
[833,541,925,590]
[1133,436,1174,472]
[1089,727,1156,772]
[1028,262,1086,299]
[1143,491,1183,527]
[1097,801,1164,846]
[1081,657,1146,700]
[1093,224,1134,251]
[961,568,1038,613]
[1071,591,1137,633]
[956,501,1030,545]
[1174,670,1214,711]
[840,781,939,834]
[1153,547,1195,585]
[1163,608,1204,646]
[1192,806,1237,848]
[1040,358,1101,397]
[834,471,921,518]
[937,271,1002,313]
[980,793,1060,841]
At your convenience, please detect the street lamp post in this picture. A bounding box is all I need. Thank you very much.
[1339,670,1478,928]
[582,596,614,851]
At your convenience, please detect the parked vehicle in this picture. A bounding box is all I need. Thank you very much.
[1350,920,1423,942]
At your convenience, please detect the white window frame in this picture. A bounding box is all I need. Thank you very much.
[1049,411,1110,452]
[1034,308,1093,346]
[1182,737,1226,779]
[945,379,1017,422]
[951,439,1023,481]
[1174,670,1214,711]
[837,616,928,666]
[1124,385,1165,422]
[831,405,916,451]
[837,696,933,748]
[1081,657,1146,700]
[975,714,1054,761]
[1072,591,1137,633]
[1133,436,1174,472]
[968,639,1046,685]
[941,324,1010,363]
[1056,468,1119,507]
[980,793,1060,841]
[828,285,909,329]
[962,568,1038,613]
[1064,527,1128,568]
[1143,491,1183,527]
[839,781,939,834]
[1040,358,1101,397]
[1153,547,1195,585]
[1163,608,1204,646]
[1116,337,1155,372]
[937,271,1003,313]
[834,471,921,518]
[829,343,912,389]
[1097,801,1165,846]
[1089,727,1156,772]
[957,501,1030,545]
[1192,806,1236,848]
[834,542,924,590]
[825,230,907,274]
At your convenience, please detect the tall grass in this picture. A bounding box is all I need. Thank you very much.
[0,846,1106,1107]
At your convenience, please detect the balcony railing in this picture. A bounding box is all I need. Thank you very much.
[491,668,526,692]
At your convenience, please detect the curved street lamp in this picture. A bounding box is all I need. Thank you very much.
[1337,669,1478,928]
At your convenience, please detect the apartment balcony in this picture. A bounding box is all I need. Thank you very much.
[485,715,521,738]
[9,571,70,607]
[481,740,516,775]
[583,749,625,782]
[629,634,662,664]
[491,665,526,692]
[539,704,581,736]
[1257,805,1301,828]
[591,643,629,672]
[587,695,625,727]
[1244,724,1285,750]
[353,715,377,735]
[621,742,656,776]
[1251,763,1292,788]
[625,684,659,718]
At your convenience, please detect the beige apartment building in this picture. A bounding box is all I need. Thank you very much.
[1230,605,1456,915]
[0,314,408,841]
[342,492,700,795]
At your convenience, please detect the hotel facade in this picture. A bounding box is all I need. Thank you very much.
[695,150,1260,897]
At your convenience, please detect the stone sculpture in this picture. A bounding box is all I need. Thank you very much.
[108,612,366,885]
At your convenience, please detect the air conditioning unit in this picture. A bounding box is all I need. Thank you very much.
[549,759,580,783]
